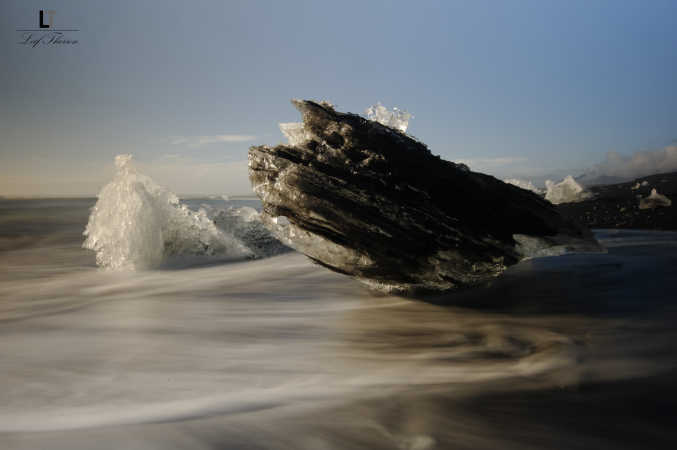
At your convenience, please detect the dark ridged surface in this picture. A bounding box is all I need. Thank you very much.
[249,100,598,292]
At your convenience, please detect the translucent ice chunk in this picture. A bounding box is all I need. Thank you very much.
[544,175,591,204]
[212,207,290,258]
[365,102,412,133]
[83,154,251,270]
[639,188,672,210]
[279,122,309,146]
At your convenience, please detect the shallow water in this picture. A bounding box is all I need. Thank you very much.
[1,199,676,449]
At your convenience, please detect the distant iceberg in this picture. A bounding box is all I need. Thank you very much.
[639,188,672,210]
[545,176,591,204]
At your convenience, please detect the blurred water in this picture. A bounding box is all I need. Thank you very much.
[1,199,676,449]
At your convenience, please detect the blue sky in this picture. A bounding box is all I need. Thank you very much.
[1,0,677,196]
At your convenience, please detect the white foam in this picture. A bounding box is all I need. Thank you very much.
[83,154,251,270]
[212,207,290,258]
[513,233,604,259]
[578,145,677,185]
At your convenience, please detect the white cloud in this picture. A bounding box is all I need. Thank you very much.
[170,134,257,148]
[458,144,677,189]
[578,145,677,185]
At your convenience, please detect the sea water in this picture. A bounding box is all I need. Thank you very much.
[1,196,677,449]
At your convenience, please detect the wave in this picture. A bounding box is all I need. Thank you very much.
[211,206,291,258]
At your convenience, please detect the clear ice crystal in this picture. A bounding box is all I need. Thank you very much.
[83,154,251,270]
[544,175,591,204]
[365,102,412,133]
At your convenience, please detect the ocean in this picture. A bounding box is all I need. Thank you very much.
[1,197,677,449]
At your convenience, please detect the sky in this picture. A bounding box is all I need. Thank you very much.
[1,0,677,196]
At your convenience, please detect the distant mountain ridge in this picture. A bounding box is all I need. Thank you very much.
[574,174,627,187]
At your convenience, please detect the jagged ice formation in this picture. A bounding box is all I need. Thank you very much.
[248,100,602,293]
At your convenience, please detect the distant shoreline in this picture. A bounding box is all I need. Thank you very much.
[558,170,677,231]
